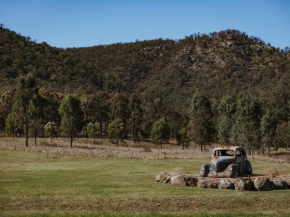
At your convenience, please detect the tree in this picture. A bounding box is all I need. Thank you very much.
[260,111,277,156]
[81,91,109,138]
[217,95,237,145]
[109,93,130,138]
[81,94,96,137]
[39,89,62,136]
[275,122,290,151]
[235,92,261,158]
[59,94,83,148]
[268,86,290,123]
[0,115,5,136]
[0,89,15,137]
[188,91,214,151]
[44,121,58,142]
[140,85,168,137]
[129,93,143,140]
[94,91,110,138]
[140,121,152,141]
[176,127,191,150]
[28,96,43,145]
[140,85,167,123]
[13,75,38,147]
[165,109,187,139]
[5,112,16,139]
[87,122,100,143]
[107,118,124,147]
[150,118,170,149]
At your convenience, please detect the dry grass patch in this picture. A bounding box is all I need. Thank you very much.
[0,137,212,160]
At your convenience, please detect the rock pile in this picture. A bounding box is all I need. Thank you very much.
[156,172,290,191]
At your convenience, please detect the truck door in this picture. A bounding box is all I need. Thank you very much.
[240,149,246,173]
[235,149,244,172]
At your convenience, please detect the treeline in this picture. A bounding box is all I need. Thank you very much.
[0,75,188,148]
[0,74,290,156]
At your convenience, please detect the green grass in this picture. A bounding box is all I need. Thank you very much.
[1,149,290,216]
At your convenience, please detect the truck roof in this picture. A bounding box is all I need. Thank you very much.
[213,146,243,152]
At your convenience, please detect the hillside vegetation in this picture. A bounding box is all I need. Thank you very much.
[1,24,290,102]
[1,25,290,153]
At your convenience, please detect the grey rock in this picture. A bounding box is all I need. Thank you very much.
[285,177,290,188]
[218,178,234,189]
[170,175,185,186]
[234,178,253,191]
[156,172,167,182]
[163,176,171,183]
[184,175,198,187]
[254,177,271,191]
[197,178,218,188]
[270,178,288,190]
[168,171,183,177]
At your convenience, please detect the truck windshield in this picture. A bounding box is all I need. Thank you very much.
[214,150,235,156]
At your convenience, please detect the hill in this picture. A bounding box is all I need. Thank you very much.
[1,24,290,117]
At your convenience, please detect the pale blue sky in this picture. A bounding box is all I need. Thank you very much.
[1,0,289,48]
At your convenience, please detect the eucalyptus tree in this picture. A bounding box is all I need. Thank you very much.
[235,92,261,158]
[176,127,191,150]
[59,94,83,148]
[129,93,143,139]
[188,90,214,151]
[28,97,43,145]
[5,112,16,139]
[217,95,237,145]
[107,118,124,147]
[44,121,58,142]
[275,122,290,151]
[260,111,277,156]
[150,118,170,149]
[13,75,38,147]
[87,122,100,143]
[109,93,130,137]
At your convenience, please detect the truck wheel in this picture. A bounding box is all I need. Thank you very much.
[200,164,210,177]
[235,169,240,178]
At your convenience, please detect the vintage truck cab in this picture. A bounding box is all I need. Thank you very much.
[200,146,252,178]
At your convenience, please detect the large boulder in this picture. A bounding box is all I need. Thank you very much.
[270,178,288,190]
[184,175,198,187]
[254,177,271,191]
[163,176,171,183]
[235,178,253,191]
[170,175,185,186]
[156,172,168,182]
[285,177,290,188]
[168,171,184,177]
[197,178,218,188]
[218,178,234,189]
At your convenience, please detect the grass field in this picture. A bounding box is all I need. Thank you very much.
[1,147,290,216]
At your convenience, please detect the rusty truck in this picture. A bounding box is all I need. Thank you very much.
[200,146,252,178]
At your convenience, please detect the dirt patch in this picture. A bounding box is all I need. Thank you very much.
[1,195,290,213]
[272,153,290,162]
